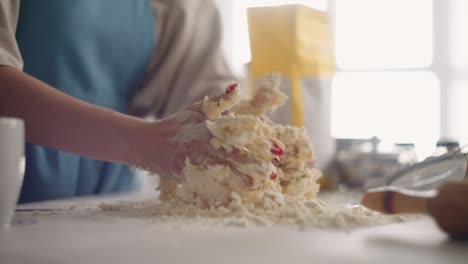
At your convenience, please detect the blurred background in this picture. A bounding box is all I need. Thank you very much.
[213,0,468,189]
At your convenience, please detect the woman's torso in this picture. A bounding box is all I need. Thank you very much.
[15,0,156,203]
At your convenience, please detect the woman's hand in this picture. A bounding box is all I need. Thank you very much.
[232,73,287,117]
[129,84,259,184]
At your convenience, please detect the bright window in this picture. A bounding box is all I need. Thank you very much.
[332,71,440,157]
[335,0,433,70]
[451,79,468,146]
[332,0,439,158]
[449,0,468,147]
[450,0,468,71]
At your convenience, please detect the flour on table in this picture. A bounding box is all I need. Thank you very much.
[101,74,417,228]
[98,196,414,229]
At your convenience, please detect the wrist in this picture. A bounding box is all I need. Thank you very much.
[124,118,174,171]
[111,112,147,166]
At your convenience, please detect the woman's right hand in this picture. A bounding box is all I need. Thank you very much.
[129,84,260,185]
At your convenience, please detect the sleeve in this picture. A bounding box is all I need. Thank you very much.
[0,0,23,70]
[129,0,236,118]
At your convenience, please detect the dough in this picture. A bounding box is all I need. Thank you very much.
[201,83,241,120]
[162,74,322,208]
[104,77,418,228]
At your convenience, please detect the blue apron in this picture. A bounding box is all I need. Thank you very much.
[15,0,156,203]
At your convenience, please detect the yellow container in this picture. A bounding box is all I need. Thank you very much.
[248,5,334,126]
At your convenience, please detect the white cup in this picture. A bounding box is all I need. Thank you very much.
[0,118,25,229]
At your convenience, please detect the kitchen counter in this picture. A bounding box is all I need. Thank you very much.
[1,192,467,264]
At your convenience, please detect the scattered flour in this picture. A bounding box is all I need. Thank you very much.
[102,74,418,229]
[98,195,413,229]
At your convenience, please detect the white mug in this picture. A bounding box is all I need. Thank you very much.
[0,118,25,229]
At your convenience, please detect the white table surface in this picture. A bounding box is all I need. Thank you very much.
[1,192,467,264]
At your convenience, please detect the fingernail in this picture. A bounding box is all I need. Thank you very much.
[271,143,284,156]
[270,173,278,180]
[225,83,238,94]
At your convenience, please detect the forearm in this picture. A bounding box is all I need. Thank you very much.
[0,66,145,165]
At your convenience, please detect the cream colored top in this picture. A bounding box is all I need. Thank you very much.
[0,0,235,118]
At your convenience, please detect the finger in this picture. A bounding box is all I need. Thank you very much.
[223,149,277,188]
[187,83,239,112]
[232,74,287,116]
[231,90,287,116]
[186,101,203,113]
[198,83,240,120]
[259,114,273,122]
[229,166,254,187]
[188,151,254,188]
